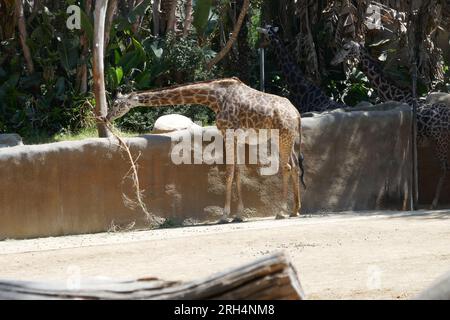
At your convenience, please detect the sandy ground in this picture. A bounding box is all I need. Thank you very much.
[1,210,450,299]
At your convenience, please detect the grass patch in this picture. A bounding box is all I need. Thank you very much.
[22,127,141,145]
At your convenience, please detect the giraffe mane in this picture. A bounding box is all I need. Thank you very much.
[120,77,243,96]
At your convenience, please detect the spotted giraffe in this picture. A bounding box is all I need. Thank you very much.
[107,78,305,222]
[332,40,450,208]
[258,25,347,113]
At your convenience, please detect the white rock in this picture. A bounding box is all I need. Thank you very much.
[153,114,198,134]
[426,92,450,106]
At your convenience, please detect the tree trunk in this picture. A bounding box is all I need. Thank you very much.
[93,0,111,138]
[152,0,161,36]
[206,0,249,70]
[26,0,40,24]
[0,0,17,41]
[235,0,250,83]
[104,0,118,47]
[182,0,193,37]
[14,0,34,74]
[76,0,92,94]
[129,0,143,35]
[160,0,177,34]
[166,0,177,33]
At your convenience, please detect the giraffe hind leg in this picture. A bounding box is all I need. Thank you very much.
[275,137,293,220]
[232,164,245,223]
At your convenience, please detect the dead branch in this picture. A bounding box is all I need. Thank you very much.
[182,0,193,37]
[76,0,92,94]
[206,0,250,70]
[104,0,118,47]
[95,115,160,227]
[93,0,111,138]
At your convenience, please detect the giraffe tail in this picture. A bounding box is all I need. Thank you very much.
[299,152,307,189]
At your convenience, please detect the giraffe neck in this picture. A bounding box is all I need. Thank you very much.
[358,48,415,105]
[127,79,238,113]
[268,33,345,112]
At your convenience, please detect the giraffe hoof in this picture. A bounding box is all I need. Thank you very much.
[232,216,245,223]
[275,214,287,220]
[218,218,231,224]
[290,213,300,218]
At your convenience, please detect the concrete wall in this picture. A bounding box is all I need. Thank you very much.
[418,143,450,207]
[302,105,412,212]
[0,106,413,239]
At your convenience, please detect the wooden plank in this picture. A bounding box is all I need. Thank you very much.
[0,252,305,300]
[416,270,450,300]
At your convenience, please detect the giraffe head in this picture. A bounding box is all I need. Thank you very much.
[107,92,140,121]
[257,25,280,47]
[330,40,362,66]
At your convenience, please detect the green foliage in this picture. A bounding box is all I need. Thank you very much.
[324,68,373,106]
[0,2,94,138]
[7,0,438,144]
[193,0,213,37]
[248,7,262,48]
[0,0,219,140]
[107,31,217,132]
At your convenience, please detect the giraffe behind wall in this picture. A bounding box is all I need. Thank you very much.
[330,40,415,105]
[258,25,347,113]
[331,40,450,209]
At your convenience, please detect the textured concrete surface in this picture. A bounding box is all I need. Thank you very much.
[418,142,450,207]
[1,211,450,300]
[0,106,413,239]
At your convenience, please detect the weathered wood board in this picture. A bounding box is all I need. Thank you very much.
[0,252,305,300]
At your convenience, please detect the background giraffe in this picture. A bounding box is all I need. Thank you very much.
[107,78,305,222]
[331,40,450,209]
[258,25,347,113]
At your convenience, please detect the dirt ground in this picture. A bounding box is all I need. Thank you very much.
[1,210,450,300]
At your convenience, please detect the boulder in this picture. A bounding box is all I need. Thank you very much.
[152,114,201,134]
[426,92,450,106]
[0,134,23,148]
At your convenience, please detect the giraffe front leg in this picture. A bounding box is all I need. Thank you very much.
[232,164,245,223]
[275,138,292,220]
[220,164,235,224]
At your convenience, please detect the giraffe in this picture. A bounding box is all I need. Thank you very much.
[257,25,347,113]
[106,77,306,222]
[331,40,450,209]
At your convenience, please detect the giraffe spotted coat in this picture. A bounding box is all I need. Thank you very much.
[108,78,305,222]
